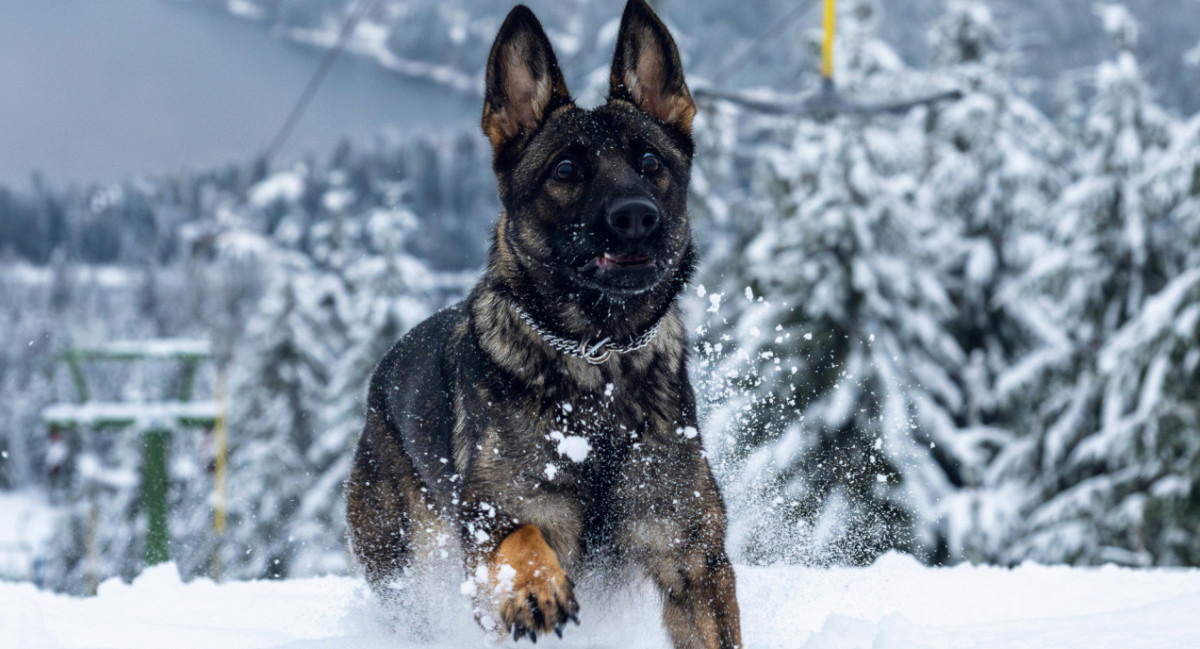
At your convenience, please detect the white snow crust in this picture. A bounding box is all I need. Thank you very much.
[4,553,1199,649]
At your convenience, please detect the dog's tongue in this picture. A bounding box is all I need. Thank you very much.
[597,252,650,269]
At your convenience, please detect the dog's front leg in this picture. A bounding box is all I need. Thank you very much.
[618,458,743,649]
[640,530,742,649]
[654,546,742,649]
[477,524,580,642]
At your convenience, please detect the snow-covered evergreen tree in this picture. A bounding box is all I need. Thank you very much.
[700,2,969,566]
[919,0,1072,563]
[994,4,1186,565]
[0,129,494,589]
[219,253,347,579]
[288,206,470,576]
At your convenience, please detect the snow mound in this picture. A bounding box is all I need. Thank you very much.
[3,555,1199,649]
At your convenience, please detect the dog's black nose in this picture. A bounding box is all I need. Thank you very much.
[606,198,660,240]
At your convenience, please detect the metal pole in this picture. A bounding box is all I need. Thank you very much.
[822,0,837,80]
[65,353,90,403]
[85,502,99,595]
[142,429,170,565]
[211,371,228,580]
[180,358,199,403]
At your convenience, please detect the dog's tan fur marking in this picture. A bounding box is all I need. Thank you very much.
[490,524,578,635]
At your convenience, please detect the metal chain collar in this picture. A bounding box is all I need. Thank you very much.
[511,303,664,365]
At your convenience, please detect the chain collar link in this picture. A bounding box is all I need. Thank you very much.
[511,303,663,365]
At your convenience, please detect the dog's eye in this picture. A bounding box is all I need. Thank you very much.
[554,158,578,182]
[641,151,662,175]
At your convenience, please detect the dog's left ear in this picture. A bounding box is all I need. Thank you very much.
[482,5,572,153]
[608,0,695,136]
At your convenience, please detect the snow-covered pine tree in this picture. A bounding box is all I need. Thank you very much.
[1037,93,1200,566]
[218,250,349,580]
[288,206,470,576]
[920,0,1072,563]
[996,3,1184,565]
[701,0,966,566]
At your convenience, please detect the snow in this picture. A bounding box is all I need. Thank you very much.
[0,492,58,582]
[1187,42,1200,68]
[1094,4,1139,48]
[283,21,478,94]
[493,563,517,595]
[41,401,219,428]
[226,0,265,20]
[72,338,212,359]
[4,555,1200,649]
[3,262,141,288]
[549,431,592,463]
[248,171,305,207]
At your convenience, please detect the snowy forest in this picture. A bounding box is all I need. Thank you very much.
[2,0,1200,596]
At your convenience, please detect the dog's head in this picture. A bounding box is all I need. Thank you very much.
[482,0,696,331]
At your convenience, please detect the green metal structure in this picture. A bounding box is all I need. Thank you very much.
[42,339,219,571]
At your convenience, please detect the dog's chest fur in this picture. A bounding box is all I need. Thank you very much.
[446,290,693,559]
[463,327,684,474]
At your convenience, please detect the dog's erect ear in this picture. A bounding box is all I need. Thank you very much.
[608,0,695,136]
[482,6,572,152]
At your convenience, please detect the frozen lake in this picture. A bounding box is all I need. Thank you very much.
[0,0,479,187]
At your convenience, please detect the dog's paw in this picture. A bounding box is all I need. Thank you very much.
[498,571,579,642]
[490,525,580,642]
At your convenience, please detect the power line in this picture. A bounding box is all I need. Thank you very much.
[709,0,820,87]
[261,0,381,164]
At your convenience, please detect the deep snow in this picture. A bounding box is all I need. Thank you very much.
[4,553,1199,649]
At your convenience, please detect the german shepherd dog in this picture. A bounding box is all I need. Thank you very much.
[345,1,741,646]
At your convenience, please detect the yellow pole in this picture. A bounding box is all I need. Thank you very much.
[822,0,837,79]
[85,503,98,595]
[211,370,228,579]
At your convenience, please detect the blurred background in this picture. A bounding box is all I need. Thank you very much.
[1,0,1198,594]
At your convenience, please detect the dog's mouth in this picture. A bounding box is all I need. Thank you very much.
[574,251,662,293]
[585,252,656,271]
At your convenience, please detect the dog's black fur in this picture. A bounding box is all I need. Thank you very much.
[345,2,741,647]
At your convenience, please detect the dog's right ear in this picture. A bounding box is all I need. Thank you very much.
[482,6,572,154]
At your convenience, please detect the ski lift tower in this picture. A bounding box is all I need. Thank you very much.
[42,339,223,573]
[694,0,961,118]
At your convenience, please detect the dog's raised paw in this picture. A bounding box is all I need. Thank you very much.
[491,525,580,642]
[500,575,579,642]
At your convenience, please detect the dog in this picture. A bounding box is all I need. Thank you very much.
[345,2,741,647]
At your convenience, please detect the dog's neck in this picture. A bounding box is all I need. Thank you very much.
[509,299,667,365]
[469,263,690,380]
[469,279,688,386]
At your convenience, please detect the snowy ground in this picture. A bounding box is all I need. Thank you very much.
[4,553,1199,649]
[0,491,57,584]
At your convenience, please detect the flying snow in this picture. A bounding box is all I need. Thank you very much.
[549,431,592,463]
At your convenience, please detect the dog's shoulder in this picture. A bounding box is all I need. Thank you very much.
[363,301,471,503]
[369,301,469,398]
[366,300,470,451]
